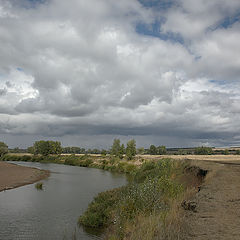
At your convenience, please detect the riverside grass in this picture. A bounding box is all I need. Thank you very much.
[1,153,192,240]
[78,159,189,240]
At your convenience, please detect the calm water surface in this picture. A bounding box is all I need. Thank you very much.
[0,162,127,240]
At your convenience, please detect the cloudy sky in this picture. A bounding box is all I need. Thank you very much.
[0,0,240,148]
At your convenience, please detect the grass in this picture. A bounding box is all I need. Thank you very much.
[79,159,190,240]
[35,182,43,190]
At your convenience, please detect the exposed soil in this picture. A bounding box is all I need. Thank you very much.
[0,161,50,192]
[182,160,240,240]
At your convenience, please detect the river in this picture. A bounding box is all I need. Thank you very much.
[0,162,127,240]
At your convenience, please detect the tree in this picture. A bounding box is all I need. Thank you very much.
[126,139,136,160]
[194,146,213,155]
[137,147,145,155]
[223,149,229,155]
[119,144,125,159]
[27,146,35,154]
[149,145,157,155]
[111,139,121,157]
[157,145,167,155]
[0,141,8,157]
[33,140,62,156]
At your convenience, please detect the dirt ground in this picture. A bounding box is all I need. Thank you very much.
[0,161,49,192]
[181,160,240,240]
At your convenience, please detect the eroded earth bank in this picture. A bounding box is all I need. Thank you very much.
[182,160,240,240]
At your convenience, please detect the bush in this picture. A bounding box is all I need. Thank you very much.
[79,159,93,167]
[79,159,185,231]
[64,155,79,166]
[79,188,122,228]
[35,182,43,190]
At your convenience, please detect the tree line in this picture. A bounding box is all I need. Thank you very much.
[1,140,240,159]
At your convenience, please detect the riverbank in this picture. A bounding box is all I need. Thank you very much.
[181,160,240,240]
[1,154,205,239]
[0,162,50,192]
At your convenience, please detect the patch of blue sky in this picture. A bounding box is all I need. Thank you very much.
[208,11,240,32]
[136,20,184,44]
[18,0,47,9]
[209,80,228,85]
[138,0,176,10]
[16,67,23,72]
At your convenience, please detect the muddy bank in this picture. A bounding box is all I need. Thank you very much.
[0,162,50,192]
[181,160,240,240]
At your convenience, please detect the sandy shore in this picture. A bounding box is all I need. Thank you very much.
[0,161,50,192]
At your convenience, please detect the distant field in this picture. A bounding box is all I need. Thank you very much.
[6,153,240,163]
[139,154,240,162]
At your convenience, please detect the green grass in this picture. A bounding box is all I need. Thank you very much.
[78,159,187,239]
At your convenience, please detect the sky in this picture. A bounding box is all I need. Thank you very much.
[0,0,240,149]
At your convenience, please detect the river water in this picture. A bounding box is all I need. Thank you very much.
[0,162,127,240]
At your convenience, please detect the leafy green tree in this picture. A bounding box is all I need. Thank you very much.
[111,139,121,156]
[48,141,62,155]
[126,139,136,160]
[0,141,8,157]
[157,145,167,155]
[137,147,145,155]
[33,140,62,156]
[27,146,35,154]
[194,146,213,155]
[119,144,125,159]
[149,145,157,155]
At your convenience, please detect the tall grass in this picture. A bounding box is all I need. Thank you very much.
[79,159,189,240]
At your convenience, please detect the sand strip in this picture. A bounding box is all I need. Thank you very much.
[0,161,50,192]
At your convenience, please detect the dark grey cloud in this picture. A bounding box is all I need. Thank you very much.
[0,0,240,148]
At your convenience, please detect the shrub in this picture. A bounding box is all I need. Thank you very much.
[35,182,43,190]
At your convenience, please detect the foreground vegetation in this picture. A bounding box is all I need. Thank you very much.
[78,159,191,240]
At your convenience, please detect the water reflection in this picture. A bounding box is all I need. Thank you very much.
[0,162,126,240]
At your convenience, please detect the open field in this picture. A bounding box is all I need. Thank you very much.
[138,154,240,162]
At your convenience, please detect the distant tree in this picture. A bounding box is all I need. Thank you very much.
[27,146,35,154]
[236,150,240,155]
[0,141,8,157]
[149,145,157,155]
[194,146,213,155]
[48,141,62,155]
[101,149,107,156]
[157,145,167,155]
[119,144,125,159]
[177,149,187,155]
[126,139,136,160]
[33,140,62,156]
[111,139,121,157]
[223,149,229,155]
[137,147,145,155]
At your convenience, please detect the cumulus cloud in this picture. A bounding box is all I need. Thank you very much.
[0,0,240,148]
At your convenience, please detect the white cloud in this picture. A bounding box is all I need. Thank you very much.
[0,0,240,148]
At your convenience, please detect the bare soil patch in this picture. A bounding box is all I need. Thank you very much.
[0,161,49,192]
[181,160,240,240]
